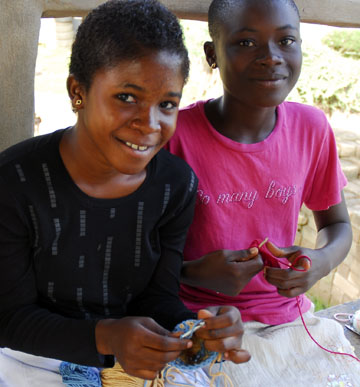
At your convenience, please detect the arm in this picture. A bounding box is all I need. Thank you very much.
[0,178,106,366]
[127,179,198,328]
[264,191,352,297]
[313,191,352,274]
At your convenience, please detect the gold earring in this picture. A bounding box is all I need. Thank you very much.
[75,99,82,106]
[211,63,217,69]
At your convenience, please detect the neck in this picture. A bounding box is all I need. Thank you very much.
[205,96,278,144]
[60,126,117,184]
[59,126,145,199]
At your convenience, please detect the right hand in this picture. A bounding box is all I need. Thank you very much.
[95,316,192,380]
[182,248,264,296]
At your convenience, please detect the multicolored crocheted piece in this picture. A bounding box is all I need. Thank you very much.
[169,319,219,370]
[59,361,101,387]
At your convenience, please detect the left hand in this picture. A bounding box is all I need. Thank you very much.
[194,306,251,364]
[263,241,325,297]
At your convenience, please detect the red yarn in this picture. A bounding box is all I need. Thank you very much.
[250,239,311,271]
[253,238,360,363]
[296,296,360,363]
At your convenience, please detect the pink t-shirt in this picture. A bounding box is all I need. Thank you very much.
[167,100,347,325]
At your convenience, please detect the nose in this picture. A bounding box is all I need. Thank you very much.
[256,43,284,66]
[131,105,161,133]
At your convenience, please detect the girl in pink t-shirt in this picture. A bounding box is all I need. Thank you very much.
[167,0,360,384]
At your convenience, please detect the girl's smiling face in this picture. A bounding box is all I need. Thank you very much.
[207,0,302,108]
[71,50,184,176]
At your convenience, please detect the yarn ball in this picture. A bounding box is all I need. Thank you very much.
[169,319,219,370]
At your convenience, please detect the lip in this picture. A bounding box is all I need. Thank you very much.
[114,137,154,153]
[251,75,287,88]
[251,73,288,81]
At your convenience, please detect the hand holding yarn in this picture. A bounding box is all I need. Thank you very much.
[195,307,251,364]
[95,316,192,381]
[183,248,263,296]
[252,238,319,298]
[169,306,250,369]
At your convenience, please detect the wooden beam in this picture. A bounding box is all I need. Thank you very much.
[41,0,360,27]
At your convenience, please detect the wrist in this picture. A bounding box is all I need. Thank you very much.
[181,260,201,286]
[95,319,116,355]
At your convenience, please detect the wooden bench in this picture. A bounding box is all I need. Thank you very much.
[315,299,360,357]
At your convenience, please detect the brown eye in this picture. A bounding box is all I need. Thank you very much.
[159,101,177,110]
[117,94,136,103]
[239,40,255,47]
[280,38,295,46]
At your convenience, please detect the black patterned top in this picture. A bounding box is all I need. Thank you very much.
[0,129,197,367]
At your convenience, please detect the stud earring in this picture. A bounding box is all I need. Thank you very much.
[211,63,217,69]
[75,99,82,106]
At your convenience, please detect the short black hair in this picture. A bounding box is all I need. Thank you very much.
[70,0,190,90]
[208,0,300,41]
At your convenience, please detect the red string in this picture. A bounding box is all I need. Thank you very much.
[253,238,360,363]
[250,239,311,271]
[296,296,360,363]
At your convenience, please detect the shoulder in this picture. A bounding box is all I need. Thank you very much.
[168,100,209,155]
[176,100,207,131]
[0,129,65,170]
[281,101,329,128]
[153,149,198,193]
[156,148,197,181]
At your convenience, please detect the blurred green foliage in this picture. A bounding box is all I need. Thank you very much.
[306,294,329,312]
[287,28,360,116]
[322,30,360,60]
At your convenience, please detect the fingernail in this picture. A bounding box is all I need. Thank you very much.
[250,247,257,254]
[187,341,193,348]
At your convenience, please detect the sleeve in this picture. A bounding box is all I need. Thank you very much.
[127,173,198,330]
[0,177,113,367]
[303,114,347,211]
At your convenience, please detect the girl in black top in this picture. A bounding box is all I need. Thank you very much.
[0,0,250,383]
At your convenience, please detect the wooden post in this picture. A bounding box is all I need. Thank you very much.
[0,0,42,151]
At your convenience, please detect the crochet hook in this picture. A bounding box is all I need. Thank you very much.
[180,320,206,339]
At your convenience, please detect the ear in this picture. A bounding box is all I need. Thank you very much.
[67,74,85,111]
[204,41,216,68]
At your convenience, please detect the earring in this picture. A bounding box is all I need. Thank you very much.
[75,99,82,106]
[211,63,217,69]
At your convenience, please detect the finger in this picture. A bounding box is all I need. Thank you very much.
[265,266,299,280]
[277,286,304,298]
[265,268,304,287]
[123,345,184,369]
[230,248,259,263]
[224,349,251,364]
[203,335,242,353]
[141,327,192,352]
[199,306,239,330]
[197,308,215,320]
[170,331,183,338]
[140,318,171,337]
[197,307,243,340]
[289,255,311,271]
[265,240,287,257]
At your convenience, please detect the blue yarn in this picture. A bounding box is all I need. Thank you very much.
[59,362,101,387]
[168,319,219,370]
